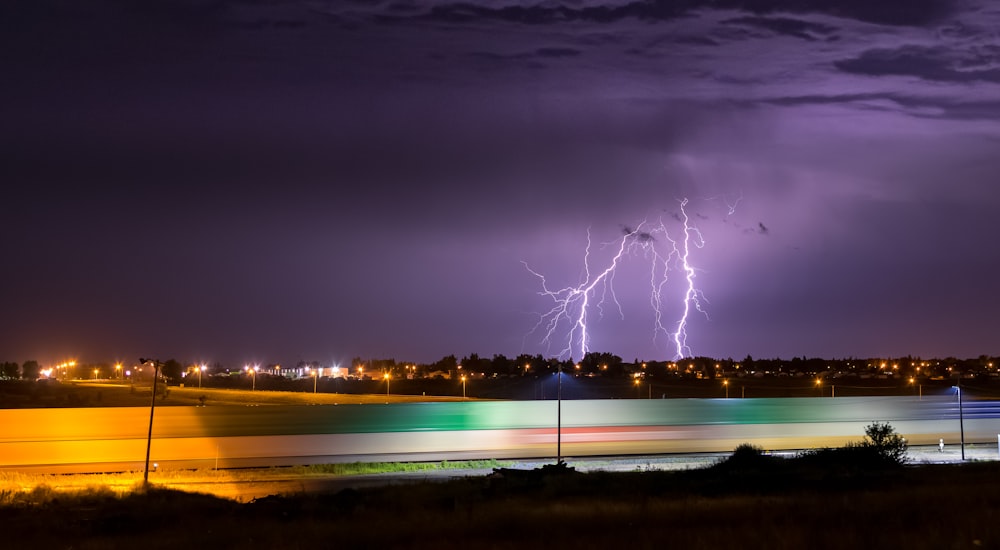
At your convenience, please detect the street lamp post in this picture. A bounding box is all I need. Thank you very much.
[384,373,390,399]
[557,361,563,465]
[956,382,966,461]
[461,374,466,398]
[138,358,162,486]
[198,364,206,388]
[246,365,257,391]
[115,363,122,380]
[724,379,729,399]
[311,369,318,393]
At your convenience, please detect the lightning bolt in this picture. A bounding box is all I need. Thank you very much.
[524,225,642,360]
[670,198,707,359]
[525,198,709,360]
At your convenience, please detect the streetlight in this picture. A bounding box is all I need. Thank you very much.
[310,369,318,393]
[245,365,257,391]
[384,372,390,399]
[815,378,834,397]
[198,364,206,388]
[94,368,99,380]
[115,363,122,380]
[954,382,965,461]
[138,358,163,486]
[723,379,729,399]
[634,377,641,399]
[460,374,466,398]
[557,361,563,465]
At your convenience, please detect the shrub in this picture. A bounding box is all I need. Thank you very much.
[862,421,908,465]
[712,443,781,473]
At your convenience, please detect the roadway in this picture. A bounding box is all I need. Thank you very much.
[2,397,998,474]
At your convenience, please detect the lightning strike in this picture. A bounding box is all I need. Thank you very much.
[523,226,641,360]
[525,198,710,360]
[670,198,708,359]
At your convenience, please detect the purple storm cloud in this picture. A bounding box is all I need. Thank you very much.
[2,0,998,366]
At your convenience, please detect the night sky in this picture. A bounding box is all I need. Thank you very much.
[3,0,999,368]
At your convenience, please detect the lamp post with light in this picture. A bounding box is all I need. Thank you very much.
[198,364,206,388]
[955,382,966,460]
[138,358,163,486]
[460,374,466,398]
[557,360,563,465]
[384,372,390,400]
[311,369,318,393]
[245,365,257,391]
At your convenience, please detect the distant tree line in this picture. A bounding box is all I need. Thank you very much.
[343,353,1000,381]
[0,361,40,380]
[2,353,998,383]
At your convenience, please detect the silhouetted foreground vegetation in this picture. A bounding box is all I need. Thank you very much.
[2,430,997,549]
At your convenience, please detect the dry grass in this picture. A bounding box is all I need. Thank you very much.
[1,462,998,549]
[0,460,508,501]
[0,380,473,408]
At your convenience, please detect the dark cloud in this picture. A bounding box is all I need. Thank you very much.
[380,0,954,27]
[761,93,1000,121]
[470,47,581,61]
[409,2,690,25]
[836,45,1000,83]
[717,0,954,26]
[721,16,838,41]
[2,0,997,365]
[536,47,582,58]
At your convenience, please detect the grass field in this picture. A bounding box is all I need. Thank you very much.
[0,459,509,498]
[0,380,473,408]
[6,376,999,409]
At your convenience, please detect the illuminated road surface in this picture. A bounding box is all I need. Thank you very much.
[2,397,998,474]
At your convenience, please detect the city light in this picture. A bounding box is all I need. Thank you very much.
[245,364,258,391]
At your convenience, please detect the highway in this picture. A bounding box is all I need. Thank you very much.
[2,397,998,474]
